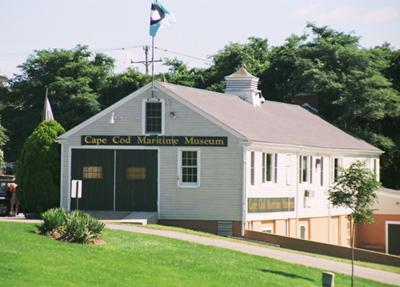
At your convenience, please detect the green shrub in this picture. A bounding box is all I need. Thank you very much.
[17,120,65,213]
[38,208,104,244]
[63,211,105,244]
[39,208,68,235]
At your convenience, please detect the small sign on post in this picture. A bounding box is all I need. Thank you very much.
[71,180,82,210]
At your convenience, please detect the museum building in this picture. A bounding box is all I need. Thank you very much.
[58,68,382,243]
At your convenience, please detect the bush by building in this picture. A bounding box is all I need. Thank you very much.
[16,120,65,213]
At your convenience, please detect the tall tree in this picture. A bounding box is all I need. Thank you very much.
[260,24,400,188]
[0,45,114,161]
[329,161,380,287]
[98,68,150,108]
[204,37,269,91]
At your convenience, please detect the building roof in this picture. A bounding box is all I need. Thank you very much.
[158,82,381,153]
[378,187,400,196]
[225,67,256,78]
[59,81,381,153]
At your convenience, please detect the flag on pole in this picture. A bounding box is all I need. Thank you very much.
[149,0,175,37]
[43,88,54,121]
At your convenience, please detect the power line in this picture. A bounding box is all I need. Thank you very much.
[155,46,213,65]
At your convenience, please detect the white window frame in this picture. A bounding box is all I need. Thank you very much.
[299,155,312,184]
[177,148,200,188]
[142,98,165,135]
[250,151,255,186]
[333,157,342,183]
[262,152,278,184]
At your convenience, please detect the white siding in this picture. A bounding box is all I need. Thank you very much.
[60,88,243,221]
[246,147,380,221]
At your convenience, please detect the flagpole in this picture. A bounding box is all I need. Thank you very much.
[151,36,155,97]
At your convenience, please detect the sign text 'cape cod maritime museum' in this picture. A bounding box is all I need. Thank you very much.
[58,68,382,242]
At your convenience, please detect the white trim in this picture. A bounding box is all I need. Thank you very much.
[385,221,400,254]
[141,98,165,136]
[241,144,248,236]
[177,148,201,188]
[250,141,382,156]
[67,145,72,211]
[60,143,64,209]
[261,152,277,184]
[113,150,116,211]
[59,84,152,139]
[68,146,160,214]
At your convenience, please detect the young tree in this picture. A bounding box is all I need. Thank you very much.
[328,160,380,287]
[16,120,65,213]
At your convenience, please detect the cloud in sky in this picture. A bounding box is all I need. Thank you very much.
[292,4,400,24]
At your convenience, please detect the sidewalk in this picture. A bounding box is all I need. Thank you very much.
[106,223,400,286]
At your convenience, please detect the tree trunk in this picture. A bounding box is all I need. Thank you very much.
[351,219,356,287]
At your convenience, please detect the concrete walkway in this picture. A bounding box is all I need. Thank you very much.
[106,224,400,286]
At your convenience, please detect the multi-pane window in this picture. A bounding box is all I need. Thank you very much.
[300,225,307,240]
[299,155,311,183]
[126,167,146,180]
[373,159,378,180]
[83,166,103,179]
[262,153,278,183]
[180,150,199,186]
[334,158,341,182]
[145,102,162,134]
[320,157,324,186]
[250,152,255,186]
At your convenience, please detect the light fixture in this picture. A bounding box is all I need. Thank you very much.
[169,111,176,119]
[109,112,115,124]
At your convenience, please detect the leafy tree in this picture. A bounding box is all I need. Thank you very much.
[16,120,65,213]
[0,45,114,161]
[260,24,400,189]
[98,68,150,108]
[162,58,206,88]
[204,37,269,91]
[328,161,380,287]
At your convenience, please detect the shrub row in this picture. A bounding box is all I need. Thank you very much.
[39,208,105,244]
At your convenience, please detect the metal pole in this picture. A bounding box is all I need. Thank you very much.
[151,36,155,95]
[144,45,149,75]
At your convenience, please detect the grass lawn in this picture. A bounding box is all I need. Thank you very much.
[0,222,395,287]
[143,224,400,274]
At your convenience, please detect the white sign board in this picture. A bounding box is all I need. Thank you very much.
[71,180,82,198]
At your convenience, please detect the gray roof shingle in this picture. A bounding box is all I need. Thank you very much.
[159,82,381,153]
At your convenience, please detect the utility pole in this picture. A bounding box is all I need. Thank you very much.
[131,45,162,75]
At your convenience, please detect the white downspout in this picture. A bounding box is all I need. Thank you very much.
[241,143,248,237]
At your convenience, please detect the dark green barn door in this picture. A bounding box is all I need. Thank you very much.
[115,150,158,211]
[388,223,400,255]
[71,149,114,210]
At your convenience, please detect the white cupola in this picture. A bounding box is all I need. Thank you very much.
[224,67,265,107]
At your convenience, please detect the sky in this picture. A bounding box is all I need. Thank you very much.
[1,0,400,77]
